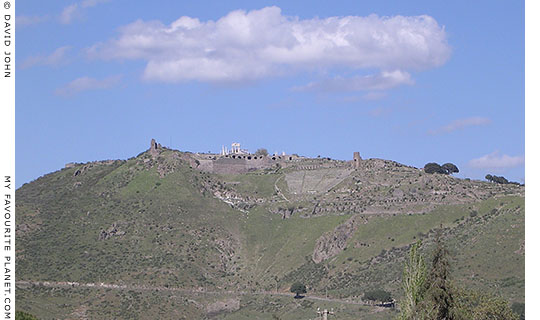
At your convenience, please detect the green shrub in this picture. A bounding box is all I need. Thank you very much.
[511,302,525,320]
[15,311,39,320]
[363,289,392,303]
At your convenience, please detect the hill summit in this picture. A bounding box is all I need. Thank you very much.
[16,139,524,319]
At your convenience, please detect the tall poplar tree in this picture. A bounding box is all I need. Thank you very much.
[400,241,427,320]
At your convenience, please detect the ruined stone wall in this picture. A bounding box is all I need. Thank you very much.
[197,159,214,172]
[188,150,367,175]
[212,158,252,174]
[192,153,304,174]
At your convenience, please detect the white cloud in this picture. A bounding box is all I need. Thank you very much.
[293,70,414,92]
[55,75,122,96]
[428,117,491,135]
[87,7,451,83]
[16,15,50,27]
[468,151,524,169]
[60,0,110,24]
[60,4,79,24]
[18,1,110,26]
[20,46,72,69]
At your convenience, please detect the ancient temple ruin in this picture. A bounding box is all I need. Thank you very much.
[221,142,250,156]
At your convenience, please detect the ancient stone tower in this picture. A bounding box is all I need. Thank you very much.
[149,138,159,157]
[352,152,362,169]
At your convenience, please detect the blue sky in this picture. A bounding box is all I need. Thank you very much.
[16,0,524,187]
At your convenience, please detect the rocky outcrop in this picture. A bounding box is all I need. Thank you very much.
[211,188,255,213]
[206,298,240,316]
[269,206,308,219]
[72,160,117,177]
[65,162,77,169]
[515,240,525,255]
[214,237,238,273]
[312,215,361,263]
[197,176,259,213]
[98,223,126,240]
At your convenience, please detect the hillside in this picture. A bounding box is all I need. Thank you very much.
[15,141,524,319]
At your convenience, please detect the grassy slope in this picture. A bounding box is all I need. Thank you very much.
[310,196,524,301]
[16,286,201,320]
[241,207,348,284]
[17,154,246,288]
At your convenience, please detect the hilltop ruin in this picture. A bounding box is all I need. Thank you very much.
[149,139,363,175]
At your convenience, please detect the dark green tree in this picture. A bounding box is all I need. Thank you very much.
[486,174,510,184]
[290,282,307,298]
[424,163,446,174]
[510,302,525,320]
[442,163,459,174]
[492,175,509,184]
[423,230,455,319]
[364,289,393,303]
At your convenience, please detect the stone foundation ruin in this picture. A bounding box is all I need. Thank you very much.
[146,139,362,175]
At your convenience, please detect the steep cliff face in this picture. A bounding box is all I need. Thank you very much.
[312,215,366,263]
